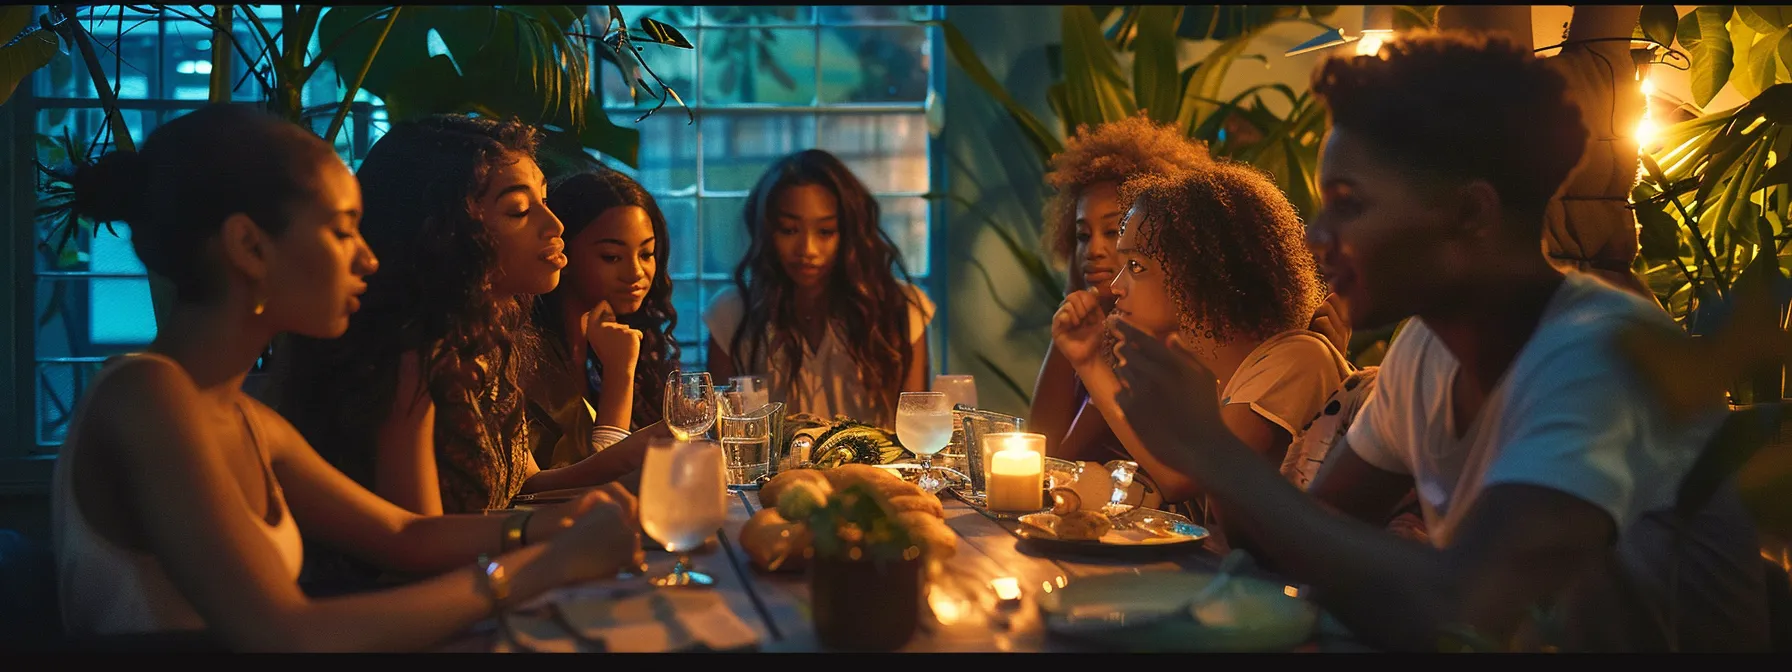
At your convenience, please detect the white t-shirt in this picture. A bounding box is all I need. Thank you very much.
[1221,328,1353,438]
[1343,272,1767,650]
[704,283,934,427]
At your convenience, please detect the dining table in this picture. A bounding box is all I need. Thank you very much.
[446,482,1372,653]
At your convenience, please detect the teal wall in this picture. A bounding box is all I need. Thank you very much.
[938,5,1063,420]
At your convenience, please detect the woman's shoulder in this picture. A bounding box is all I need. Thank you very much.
[901,282,936,318]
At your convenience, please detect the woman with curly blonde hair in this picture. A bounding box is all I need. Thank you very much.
[1052,159,1352,549]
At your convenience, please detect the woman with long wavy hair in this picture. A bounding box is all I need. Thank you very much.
[269,115,654,592]
[704,149,933,428]
[526,167,680,469]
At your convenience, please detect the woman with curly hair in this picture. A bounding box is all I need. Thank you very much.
[1031,115,1213,461]
[1052,160,1351,545]
[269,116,656,593]
[1033,115,1351,467]
[525,167,680,469]
[705,149,933,428]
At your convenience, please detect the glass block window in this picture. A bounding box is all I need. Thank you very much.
[27,6,385,450]
[592,6,941,370]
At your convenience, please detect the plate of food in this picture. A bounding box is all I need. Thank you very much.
[1014,507,1208,554]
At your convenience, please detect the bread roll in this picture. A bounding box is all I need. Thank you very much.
[1054,510,1112,541]
[759,469,831,509]
[822,463,902,491]
[880,493,944,519]
[738,508,811,572]
[894,512,958,560]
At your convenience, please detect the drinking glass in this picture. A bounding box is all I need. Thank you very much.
[664,371,717,441]
[719,395,783,489]
[638,438,728,587]
[729,375,771,413]
[896,391,954,493]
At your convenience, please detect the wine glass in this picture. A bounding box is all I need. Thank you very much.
[638,438,728,587]
[896,391,954,494]
[664,371,717,440]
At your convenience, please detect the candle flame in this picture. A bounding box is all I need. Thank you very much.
[991,577,1022,601]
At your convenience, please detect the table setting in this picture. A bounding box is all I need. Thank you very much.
[454,370,1361,653]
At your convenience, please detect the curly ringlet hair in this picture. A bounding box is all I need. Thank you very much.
[268,114,545,488]
[64,103,340,305]
[1310,30,1588,231]
[1043,114,1214,265]
[539,167,680,429]
[1118,160,1326,346]
[730,149,920,427]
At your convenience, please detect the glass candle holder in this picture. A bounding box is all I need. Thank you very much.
[982,432,1046,513]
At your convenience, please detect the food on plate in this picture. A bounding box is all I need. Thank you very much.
[775,480,832,521]
[821,463,904,490]
[1054,510,1113,541]
[880,493,944,519]
[739,508,812,572]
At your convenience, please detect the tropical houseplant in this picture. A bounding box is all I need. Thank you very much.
[5,4,694,328]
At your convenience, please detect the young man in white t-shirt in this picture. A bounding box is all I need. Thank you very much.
[1108,32,1768,651]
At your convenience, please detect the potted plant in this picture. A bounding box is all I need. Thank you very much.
[780,481,926,652]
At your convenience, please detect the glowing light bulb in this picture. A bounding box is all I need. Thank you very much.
[1636,118,1660,149]
[1641,77,1656,97]
[1356,32,1388,57]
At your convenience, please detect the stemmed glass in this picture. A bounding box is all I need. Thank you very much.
[638,438,728,587]
[664,371,718,441]
[896,391,954,494]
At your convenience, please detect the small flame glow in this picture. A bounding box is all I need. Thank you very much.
[990,577,1021,602]
[1356,31,1390,57]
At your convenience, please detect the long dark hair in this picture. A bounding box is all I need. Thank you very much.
[540,168,679,429]
[729,149,918,425]
[268,114,543,488]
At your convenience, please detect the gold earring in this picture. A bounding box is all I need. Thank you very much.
[253,297,266,316]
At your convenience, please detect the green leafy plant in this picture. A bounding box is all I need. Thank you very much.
[799,483,921,564]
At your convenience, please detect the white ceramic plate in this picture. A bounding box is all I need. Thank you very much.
[1037,571,1319,652]
[1015,509,1208,551]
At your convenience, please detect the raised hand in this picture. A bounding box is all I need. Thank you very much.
[584,301,643,370]
[1309,293,1353,355]
[1052,287,1109,371]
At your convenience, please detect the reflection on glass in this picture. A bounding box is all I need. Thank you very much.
[878,196,930,277]
[701,113,817,192]
[818,27,929,104]
[639,438,728,587]
[699,27,817,106]
[819,113,929,193]
[701,6,812,25]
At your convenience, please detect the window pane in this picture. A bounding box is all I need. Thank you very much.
[819,27,929,104]
[879,196,930,277]
[701,196,749,278]
[658,197,699,280]
[701,113,816,193]
[672,275,704,348]
[817,113,929,193]
[819,6,933,24]
[618,111,698,194]
[699,28,817,106]
[599,40,697,111]
[603,5,697,28]
[701,7,813,25]
[77,13,160,100]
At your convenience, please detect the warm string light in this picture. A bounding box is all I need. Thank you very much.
[1635,73,1659,151]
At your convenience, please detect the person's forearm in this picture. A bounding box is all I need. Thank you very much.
[374,512,529,575]
[521,423,660,494]
[1031,346,1080,454]
[1074,363,1205,503]
[1158,433,1461,651]
[592,361,637,431]
[263,543,561,652]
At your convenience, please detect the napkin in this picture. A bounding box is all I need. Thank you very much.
[493,583,761,653]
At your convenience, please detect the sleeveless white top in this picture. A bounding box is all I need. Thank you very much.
[52,352,304,636]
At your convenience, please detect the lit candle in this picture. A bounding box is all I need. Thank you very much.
[985,433,1045,512]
